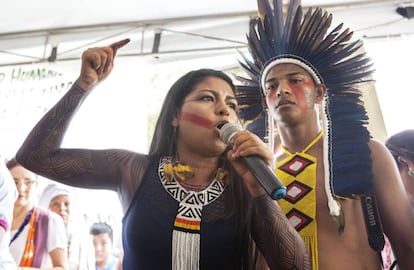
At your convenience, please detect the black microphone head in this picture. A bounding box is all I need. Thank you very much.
[219,123,242,144]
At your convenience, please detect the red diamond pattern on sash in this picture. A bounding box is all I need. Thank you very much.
[286,208,313,232]
[284,180,312,204]
[279,155,314,177]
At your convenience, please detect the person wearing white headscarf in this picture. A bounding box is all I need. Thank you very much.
[39,183,72,228]
[40,183,95,270]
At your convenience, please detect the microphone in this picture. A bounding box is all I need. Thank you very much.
[219,123,286,200]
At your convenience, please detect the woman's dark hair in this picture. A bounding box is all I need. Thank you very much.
[148,68,235,156]
[386,129,414,167]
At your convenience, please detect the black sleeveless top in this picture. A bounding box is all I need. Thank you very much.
[122,157,242,269]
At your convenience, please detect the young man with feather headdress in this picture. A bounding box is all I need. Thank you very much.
[236,0,414,269]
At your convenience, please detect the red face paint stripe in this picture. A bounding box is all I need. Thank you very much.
[180,112,213,129]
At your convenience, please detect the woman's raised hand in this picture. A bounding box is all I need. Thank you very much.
[76,38,130,91]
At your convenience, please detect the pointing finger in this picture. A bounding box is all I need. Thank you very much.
[110,38,130,57]
[101,38,130,74]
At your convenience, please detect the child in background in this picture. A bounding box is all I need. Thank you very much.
[90,222,121,270]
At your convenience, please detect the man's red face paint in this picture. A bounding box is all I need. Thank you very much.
[290,76,315,113]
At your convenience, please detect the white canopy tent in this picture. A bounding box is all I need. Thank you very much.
[1,0,413,144]
[1,0,413,231]
[1,0,413,66]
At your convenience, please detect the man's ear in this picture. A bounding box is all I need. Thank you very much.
[315,84,327,102]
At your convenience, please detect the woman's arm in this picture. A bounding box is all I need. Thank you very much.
[16,83,123,190]
[251,195,311,269]
[16,40,133,192]
[48,248,69,270]
[16,40,149,211]
[17,248,68,270]
[226,130,310,268]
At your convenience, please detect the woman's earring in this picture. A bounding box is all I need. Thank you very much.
[398,156,414,178]
[164,126,194,182]
[408,167,414,178]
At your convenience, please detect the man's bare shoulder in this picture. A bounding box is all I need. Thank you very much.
[368,138,391,155]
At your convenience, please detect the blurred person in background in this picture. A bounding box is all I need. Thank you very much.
[7,158,68,269]
[0,155,17,270]
[89,222,121,270]
[386,129,414,211]
[39,182,95,270]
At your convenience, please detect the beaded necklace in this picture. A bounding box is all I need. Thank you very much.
[159,156,226,270]
[276,130,323,270]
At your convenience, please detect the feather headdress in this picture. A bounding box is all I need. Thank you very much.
[236,0,375,216]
